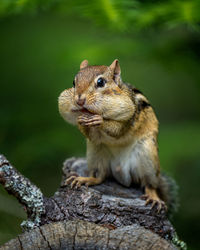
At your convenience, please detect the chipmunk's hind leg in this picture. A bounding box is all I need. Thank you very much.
[66,176,103,189]
[142,186,167,212]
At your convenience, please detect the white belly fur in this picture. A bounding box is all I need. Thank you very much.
[110,140,148,187]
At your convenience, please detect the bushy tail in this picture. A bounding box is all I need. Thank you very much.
[157,173,179,217]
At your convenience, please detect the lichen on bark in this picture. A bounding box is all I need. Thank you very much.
[0,155,45,231]
[0,154,185,249]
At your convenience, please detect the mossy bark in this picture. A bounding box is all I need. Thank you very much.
[0,155,177,249]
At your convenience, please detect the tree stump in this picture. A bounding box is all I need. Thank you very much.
[0,155,179,249]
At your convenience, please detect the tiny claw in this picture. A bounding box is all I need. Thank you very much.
[142,195,167,213]
[76,182,81,189]
[151,200,157,209]
[157,203,162,213]
[160,201,167,212]
[145,198,152,206]
[150,199,166,213]
[65,176,76,185]
[142,187,167,213]
[71,179,78,189]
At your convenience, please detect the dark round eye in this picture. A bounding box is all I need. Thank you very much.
[73,80,75,88]
[97,77,106,88]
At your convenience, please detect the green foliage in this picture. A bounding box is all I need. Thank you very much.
[0,1,200,249]
[0,0,200,31]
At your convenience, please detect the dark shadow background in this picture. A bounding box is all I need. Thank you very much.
[0,1,200,249]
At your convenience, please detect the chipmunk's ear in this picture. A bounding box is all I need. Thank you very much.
[109,59,121,83]
[80,60,89,69]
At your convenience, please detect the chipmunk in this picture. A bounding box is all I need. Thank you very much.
[58,59,177,212]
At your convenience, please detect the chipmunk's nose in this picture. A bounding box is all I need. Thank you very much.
[76,95,86,106]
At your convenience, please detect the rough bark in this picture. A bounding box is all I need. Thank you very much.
[1,220,177,250]
[0,155,178,249]
[0,155,44,230]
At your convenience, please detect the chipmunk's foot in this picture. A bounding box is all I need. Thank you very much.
[78,114,103,127]
[141,187,167,212]
[65,176,102,189]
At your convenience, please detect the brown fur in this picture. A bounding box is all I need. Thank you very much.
[59,59,170,210]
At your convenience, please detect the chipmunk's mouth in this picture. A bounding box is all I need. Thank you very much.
[80,107,94,114]
[72,107,95,115]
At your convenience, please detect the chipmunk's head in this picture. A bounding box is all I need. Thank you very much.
[73,59,127,117]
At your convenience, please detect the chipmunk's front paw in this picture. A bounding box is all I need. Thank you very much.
[65,176,102,189]
[78,114,103,127]
[65,176,91,189]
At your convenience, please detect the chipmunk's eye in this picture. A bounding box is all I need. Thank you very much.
[73,80,75,88]
[97,77,106,88]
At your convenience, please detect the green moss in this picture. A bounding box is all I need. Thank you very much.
[172,233,187,250]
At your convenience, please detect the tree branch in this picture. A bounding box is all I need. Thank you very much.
[0,154,182,249]
[0,155,45,230]
[1,220,177,250]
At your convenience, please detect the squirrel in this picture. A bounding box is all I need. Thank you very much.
[58,59,177,212]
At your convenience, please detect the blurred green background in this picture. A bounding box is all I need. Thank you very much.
[0,0,200,249]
